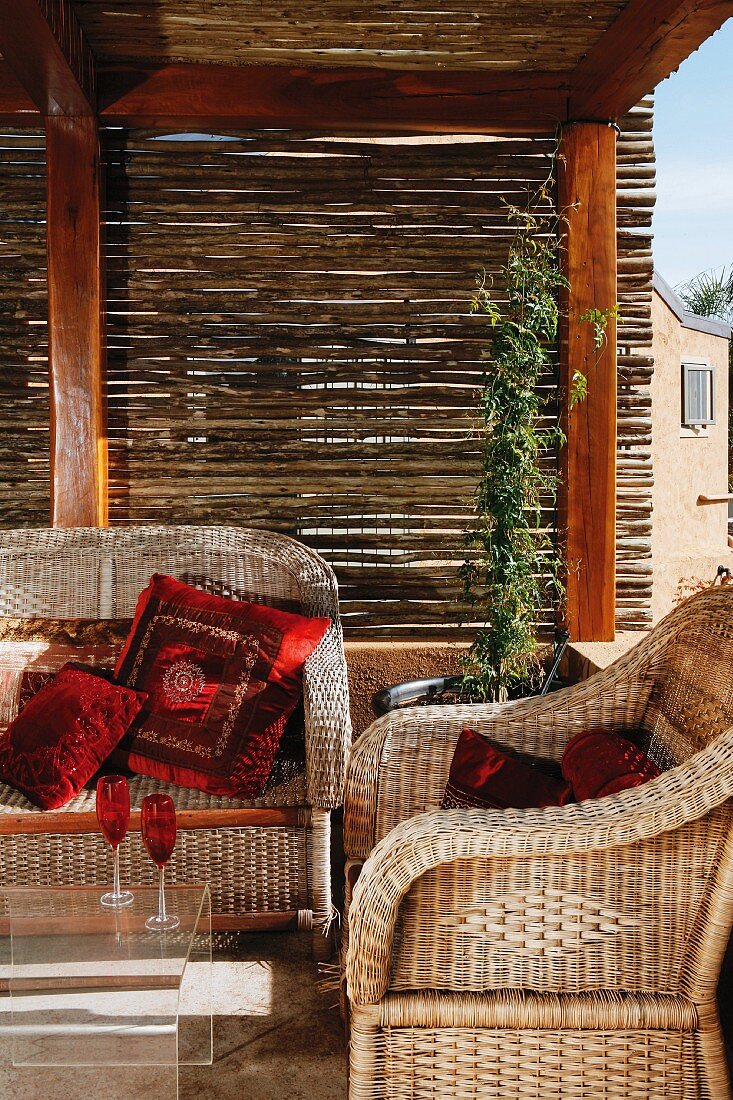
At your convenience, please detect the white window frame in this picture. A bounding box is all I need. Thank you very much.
[682,358,715,429]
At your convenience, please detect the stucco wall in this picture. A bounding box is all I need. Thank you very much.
[649,289,731,621]
[344,641,468,735]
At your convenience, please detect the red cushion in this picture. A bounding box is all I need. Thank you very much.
[111,574,330,798]
[0,664,147,810]
[561,729,660,801]
[442,727,574,810]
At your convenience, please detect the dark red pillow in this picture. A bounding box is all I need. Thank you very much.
[0,664,147,810]
[442,727,573,810]
[111,574,330,798]
[561,729,660,801]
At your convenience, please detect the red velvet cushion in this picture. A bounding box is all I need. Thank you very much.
[561,729,660,801]
[0,664,147,810]
[111,574,330,798]
[442,727,574,810]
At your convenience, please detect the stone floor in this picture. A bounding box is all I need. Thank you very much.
[4,927,732,1100]
[182,933,346,1100]
[0,932,347,1100]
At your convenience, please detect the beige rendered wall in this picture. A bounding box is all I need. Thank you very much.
[344,640,468,735]
[649,289,731,621]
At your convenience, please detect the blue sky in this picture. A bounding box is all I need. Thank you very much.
[653,19,733,290]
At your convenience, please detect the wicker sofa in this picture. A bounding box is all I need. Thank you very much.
[0,526,351,958]
[342,587,733,1097]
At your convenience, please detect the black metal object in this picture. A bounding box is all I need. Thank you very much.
[371,627,572,717]
[539,627,570,695]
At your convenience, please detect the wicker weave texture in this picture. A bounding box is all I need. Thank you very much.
[0,525,352,807]
[0,526,350,951]
[0,820,309,914]
[345,588,733,857]
[349,1010,725,1100]
[343,588,733,1098]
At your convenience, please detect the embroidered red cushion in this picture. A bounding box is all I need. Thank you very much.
[0,664,147,810]
[561,729,660,800]
[111,574,331,798]
[442,727,574,810]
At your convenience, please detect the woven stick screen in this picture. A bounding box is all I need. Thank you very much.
[0,113,654,637]
[0,130,49,527]
[616,102,655,630]
[104,129,561,637]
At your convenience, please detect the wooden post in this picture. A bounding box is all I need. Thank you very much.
[558,122,617,642]
[46,115,107,527]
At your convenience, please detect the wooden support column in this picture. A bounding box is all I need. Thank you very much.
[46,115,107,527]
[558,122,617,642]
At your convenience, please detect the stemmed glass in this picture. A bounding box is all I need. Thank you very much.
[141,793,180,932]
[96,775,135,909]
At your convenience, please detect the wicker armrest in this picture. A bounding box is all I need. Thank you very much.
[303,623,352,809]
[346,731,733,1006]
[344,656,652,859]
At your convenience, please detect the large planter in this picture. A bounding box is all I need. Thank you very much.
[372,628,570,717]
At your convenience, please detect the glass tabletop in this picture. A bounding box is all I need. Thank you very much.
[3,885,212,1070]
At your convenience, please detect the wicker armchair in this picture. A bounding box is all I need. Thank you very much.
[0,526,351,958]
[343,587,733,1097]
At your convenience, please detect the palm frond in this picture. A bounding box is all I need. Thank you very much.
[677,266,733,324]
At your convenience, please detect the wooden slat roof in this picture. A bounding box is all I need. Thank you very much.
[70,0,629,71]
[1,2,731,130]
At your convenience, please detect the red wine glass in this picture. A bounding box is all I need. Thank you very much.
[96,775,134,909]
[141,793,179,931]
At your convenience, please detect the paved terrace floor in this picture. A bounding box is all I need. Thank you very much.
[1,932,346,1100]
[3,927,733,1097]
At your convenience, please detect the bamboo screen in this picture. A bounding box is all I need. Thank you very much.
[616,101,655,630]
[0,115,655,637]
[0,130,49,527]
[103,130,560,637]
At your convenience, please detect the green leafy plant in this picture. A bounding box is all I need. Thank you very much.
[570,304,621,408]
[678,266,733,324]
[579,304,621,349]
[460,205,568,701]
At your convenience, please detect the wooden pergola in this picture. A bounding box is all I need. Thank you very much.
[0,0,731,641]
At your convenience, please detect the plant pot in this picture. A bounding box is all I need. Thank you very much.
[371,630,570,717]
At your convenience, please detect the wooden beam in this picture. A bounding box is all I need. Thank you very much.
[558,122,618,642]
[46,115,107,528]
[570,0,733,119]
[0,805,304,836]
[0,60,40,123]
[99,63,569,134]
[0,0,96,115]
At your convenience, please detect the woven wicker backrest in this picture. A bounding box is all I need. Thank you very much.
[368,588,733,1001]
[0,527,335,619]
[639,588,733,769]
[0,526,351,809]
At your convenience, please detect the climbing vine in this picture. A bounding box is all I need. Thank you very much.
[461,195,620,701]
[460,203,568,701]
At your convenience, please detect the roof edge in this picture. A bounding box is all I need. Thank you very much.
[653,270,732,340]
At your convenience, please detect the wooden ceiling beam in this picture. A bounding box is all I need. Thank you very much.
[98,64,569,134]
[0,60,40,123]
[570,0,733,120]
[0,0,96,115]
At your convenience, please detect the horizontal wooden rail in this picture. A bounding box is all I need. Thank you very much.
[0,806,308,836]
[99,63,569,134]
[0,910,302,937]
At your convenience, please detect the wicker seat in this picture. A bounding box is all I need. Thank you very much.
[0,526,351,958]
[343,587,733,1097]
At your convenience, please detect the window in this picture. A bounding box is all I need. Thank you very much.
[682,360,715,428]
